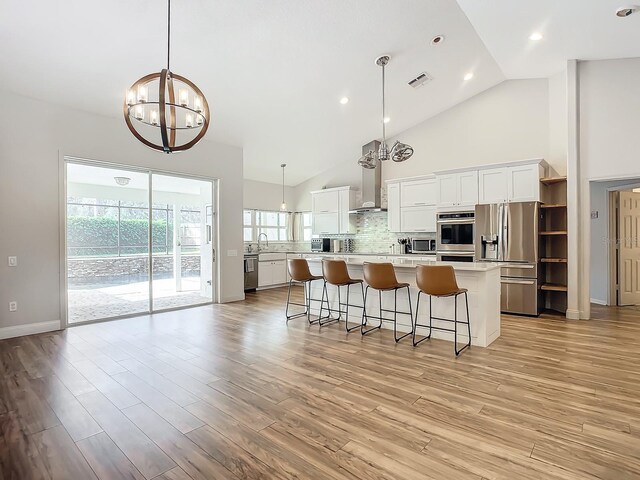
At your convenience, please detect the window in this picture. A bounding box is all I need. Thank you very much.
[243,209,289,242]
[243,210,253,242]
[302,212,313,241]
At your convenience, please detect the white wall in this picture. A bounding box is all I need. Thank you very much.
[577,58,640,317]
[243,179,296,212]
[382,79,554,180]
[548,70,568,175]
[0,91,244,335]
[294,78,559,210]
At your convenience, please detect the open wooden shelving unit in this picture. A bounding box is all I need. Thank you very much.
[540,176,568,315]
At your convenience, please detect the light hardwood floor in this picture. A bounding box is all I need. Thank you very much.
[1,287,640,479]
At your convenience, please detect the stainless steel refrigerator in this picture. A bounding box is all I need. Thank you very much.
[475,202,543,316]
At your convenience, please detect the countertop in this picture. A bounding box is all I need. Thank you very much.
[304,255,502,272]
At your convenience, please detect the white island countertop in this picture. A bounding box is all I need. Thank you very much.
[303,254,501,348]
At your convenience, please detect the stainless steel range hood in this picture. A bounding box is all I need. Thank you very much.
[349,140,386,214]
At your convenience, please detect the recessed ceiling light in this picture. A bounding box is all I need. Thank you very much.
[340,97,349,105]
[463,72,474,81]
[529,32,543,41]
[383,117,390,124]
[430,35,445,46]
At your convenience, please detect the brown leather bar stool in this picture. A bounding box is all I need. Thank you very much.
[286,259,330,324]
[413,264,471,356]
[361,262,414,342]
[320,259,365,332]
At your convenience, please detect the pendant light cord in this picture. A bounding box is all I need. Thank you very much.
[167,0,171,71]
[381,62,386,142]
[282,165,285,204]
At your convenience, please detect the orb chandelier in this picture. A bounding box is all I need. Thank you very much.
[358,55,414,169]
[124,0,210,153]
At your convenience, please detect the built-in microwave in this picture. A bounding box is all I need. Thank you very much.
[436,211,475,252]
[410,238,436,254]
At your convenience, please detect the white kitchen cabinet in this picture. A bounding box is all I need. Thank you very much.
[310,186,355,234]
[479,167,509,204]
[311,190,339,213]
[387,177,437,233]
[436,171,478,209]
[400,205,436,233]
[507,163,543,203]
[436,174,458,208]
[387,182,401,232]
[400,177,437,207]
[312,212,339,236]
[457,170,479,207]
[478,162,544,204]
[258,258,287,287]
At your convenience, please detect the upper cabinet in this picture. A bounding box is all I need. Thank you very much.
[436,171,478,209]
[311,186,355,235]
[478,161,545,204]
[400,177,437,207]
[387,182,401,232]
[387,175,437,233]
[437,159,547,209]
[311,189,339,213]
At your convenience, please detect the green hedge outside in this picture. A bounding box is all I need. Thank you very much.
[67,216,172,257]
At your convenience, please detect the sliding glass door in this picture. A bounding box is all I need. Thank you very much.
[65,160,216,324]
[151,174,213,311]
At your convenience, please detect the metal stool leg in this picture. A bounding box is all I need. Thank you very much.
[454,291,471,356]
[286,279,313,322]
[413,291,431,346]
[361,286,382,335]
[318,281,338,327]
[393,286,412,343]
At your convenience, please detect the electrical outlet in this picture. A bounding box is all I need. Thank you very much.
[8,256,17,267]
[8,301,17,312]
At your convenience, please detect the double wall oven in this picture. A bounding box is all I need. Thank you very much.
[436,211,475,262]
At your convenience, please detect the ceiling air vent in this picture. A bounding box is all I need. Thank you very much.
[408,72,432,89]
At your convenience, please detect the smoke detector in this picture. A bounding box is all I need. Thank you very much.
[408,72,433,89]
[616,5,639,16]
[430,35,445,45]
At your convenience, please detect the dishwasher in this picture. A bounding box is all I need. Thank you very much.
[244,255,258,291]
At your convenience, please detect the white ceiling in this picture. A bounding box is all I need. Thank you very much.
[2,1,640,186]
[457,0,640,79]
[0,0,504,185]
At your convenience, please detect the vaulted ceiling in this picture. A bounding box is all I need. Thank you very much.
[1,1,639,185]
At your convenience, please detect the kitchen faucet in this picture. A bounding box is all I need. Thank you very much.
[257,232,269,251]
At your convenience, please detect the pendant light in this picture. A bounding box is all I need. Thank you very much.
[124,0,210,153]
[280,163,287,211]
[358,55,414,169]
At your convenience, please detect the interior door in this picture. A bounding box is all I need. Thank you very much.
[618,191,640,305]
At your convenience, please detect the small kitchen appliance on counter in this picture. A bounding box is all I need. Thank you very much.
[311,238,331,252]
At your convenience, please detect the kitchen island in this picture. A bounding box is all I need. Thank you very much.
[302,255,501,347]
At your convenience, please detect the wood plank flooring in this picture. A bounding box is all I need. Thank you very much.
[1,287,640,479]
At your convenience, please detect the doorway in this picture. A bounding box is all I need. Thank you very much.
[65,159,216,324]
[589,179,640,306]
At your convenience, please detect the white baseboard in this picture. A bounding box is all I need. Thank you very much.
[565,308,581,320]
[0,320,61,340]
[590,298,607,306]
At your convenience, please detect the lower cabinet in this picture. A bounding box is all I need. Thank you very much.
[258,260,287,287]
